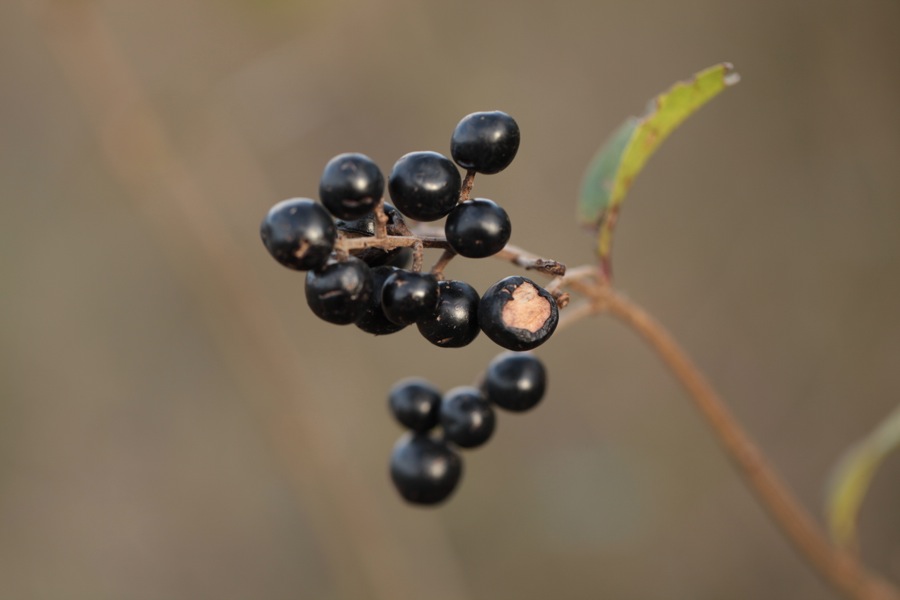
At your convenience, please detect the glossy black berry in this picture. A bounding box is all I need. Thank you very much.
[304,257,373,325]
[482,352,547,412]
[479,276,558,351]
[388,151,461,221]
[382,270,439,326]
[417,280,481,348]
[260,198,336,271]
[354,266,407,335]
[440,387,496,449]
[444,198,511,258]
[390,433,463,505]
[389,378,442,432]
[319,153,385,220]
[334,202,407,237]
[384,247,413,269]
[450,111,520,174]
[335,203,409,267]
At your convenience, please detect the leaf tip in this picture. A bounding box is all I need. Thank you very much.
[721,62,741,86]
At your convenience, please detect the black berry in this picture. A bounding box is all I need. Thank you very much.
[319,153,385,220]
[354,266,407,335]
[450,111,520,174]
[382,270,439,326]
[440,387,496,449]
[388,151,461,221]
[479,276,558,351]
[444,198,511,258]
[482,352,547,412]
[260,198,336,271]
[417,280,481,348]
[389,378,442,432]
[390,432,463,505]
[334,202,406,237]
[304,257,373,325]
[335,203,409,267]
[384,247,413,269]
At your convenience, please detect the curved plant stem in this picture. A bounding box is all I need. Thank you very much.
[599,288,900,600]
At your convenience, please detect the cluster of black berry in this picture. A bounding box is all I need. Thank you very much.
[260,111,564,505]
[259,111,560,351]
[389,352,547,504]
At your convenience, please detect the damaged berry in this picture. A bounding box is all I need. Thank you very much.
[479,276,558,351]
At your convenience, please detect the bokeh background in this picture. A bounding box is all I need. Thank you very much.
[2,1,899,598]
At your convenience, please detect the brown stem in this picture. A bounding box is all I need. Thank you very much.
[338,228,566,278]
[599,289,900,600]
[555,300,599,332]
[459,169,476,202]
[338,234,446,252]
[430,248,456,279]
[494,245,567,277]
[373,199,388,238]
[411,240,425,273]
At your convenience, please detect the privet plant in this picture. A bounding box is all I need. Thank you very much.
[260,64,899,600]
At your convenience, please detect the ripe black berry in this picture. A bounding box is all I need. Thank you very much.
[479,276,558,351]
[450,111,520,174]
[382,270,439,326]
[444,198,511,258]
[417,280,481,348]
[334,202,407,238]
[482,352,547,412]
[319,153,385,220]
[389,378,442,432]
[440,387,496,449]
[335,203,410,267]
[260,198,336,271]
[388,151,461,221]
[304,257,373,325]
[384,247,414,269]
[390,432,463,505]
[354,266,407,335]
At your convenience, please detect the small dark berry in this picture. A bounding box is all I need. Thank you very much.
[304,257,373,325]
[450,111,520,174]
[482,352,547,412]
[444,198,511,258]
[335,203,409,267]
[354,266,407,335]
[334,202,406,237]
[479,276,558,351]
[390,432,463,505]
[319,153,385,220]
[382,270,439,326]
[260,198,336,271]
[388,151,461,221]
[384,247,413,269]
[440,387,496,449]
[389,378,442,432]
[417,280,481,348]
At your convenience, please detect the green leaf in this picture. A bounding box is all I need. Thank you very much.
[577,63,740,274]
[577,117,638,225]
[826,404,900,549]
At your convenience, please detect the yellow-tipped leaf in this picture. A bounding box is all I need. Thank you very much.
[578,63,740,274]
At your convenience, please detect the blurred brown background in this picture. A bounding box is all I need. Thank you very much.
[2,0,899,598]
